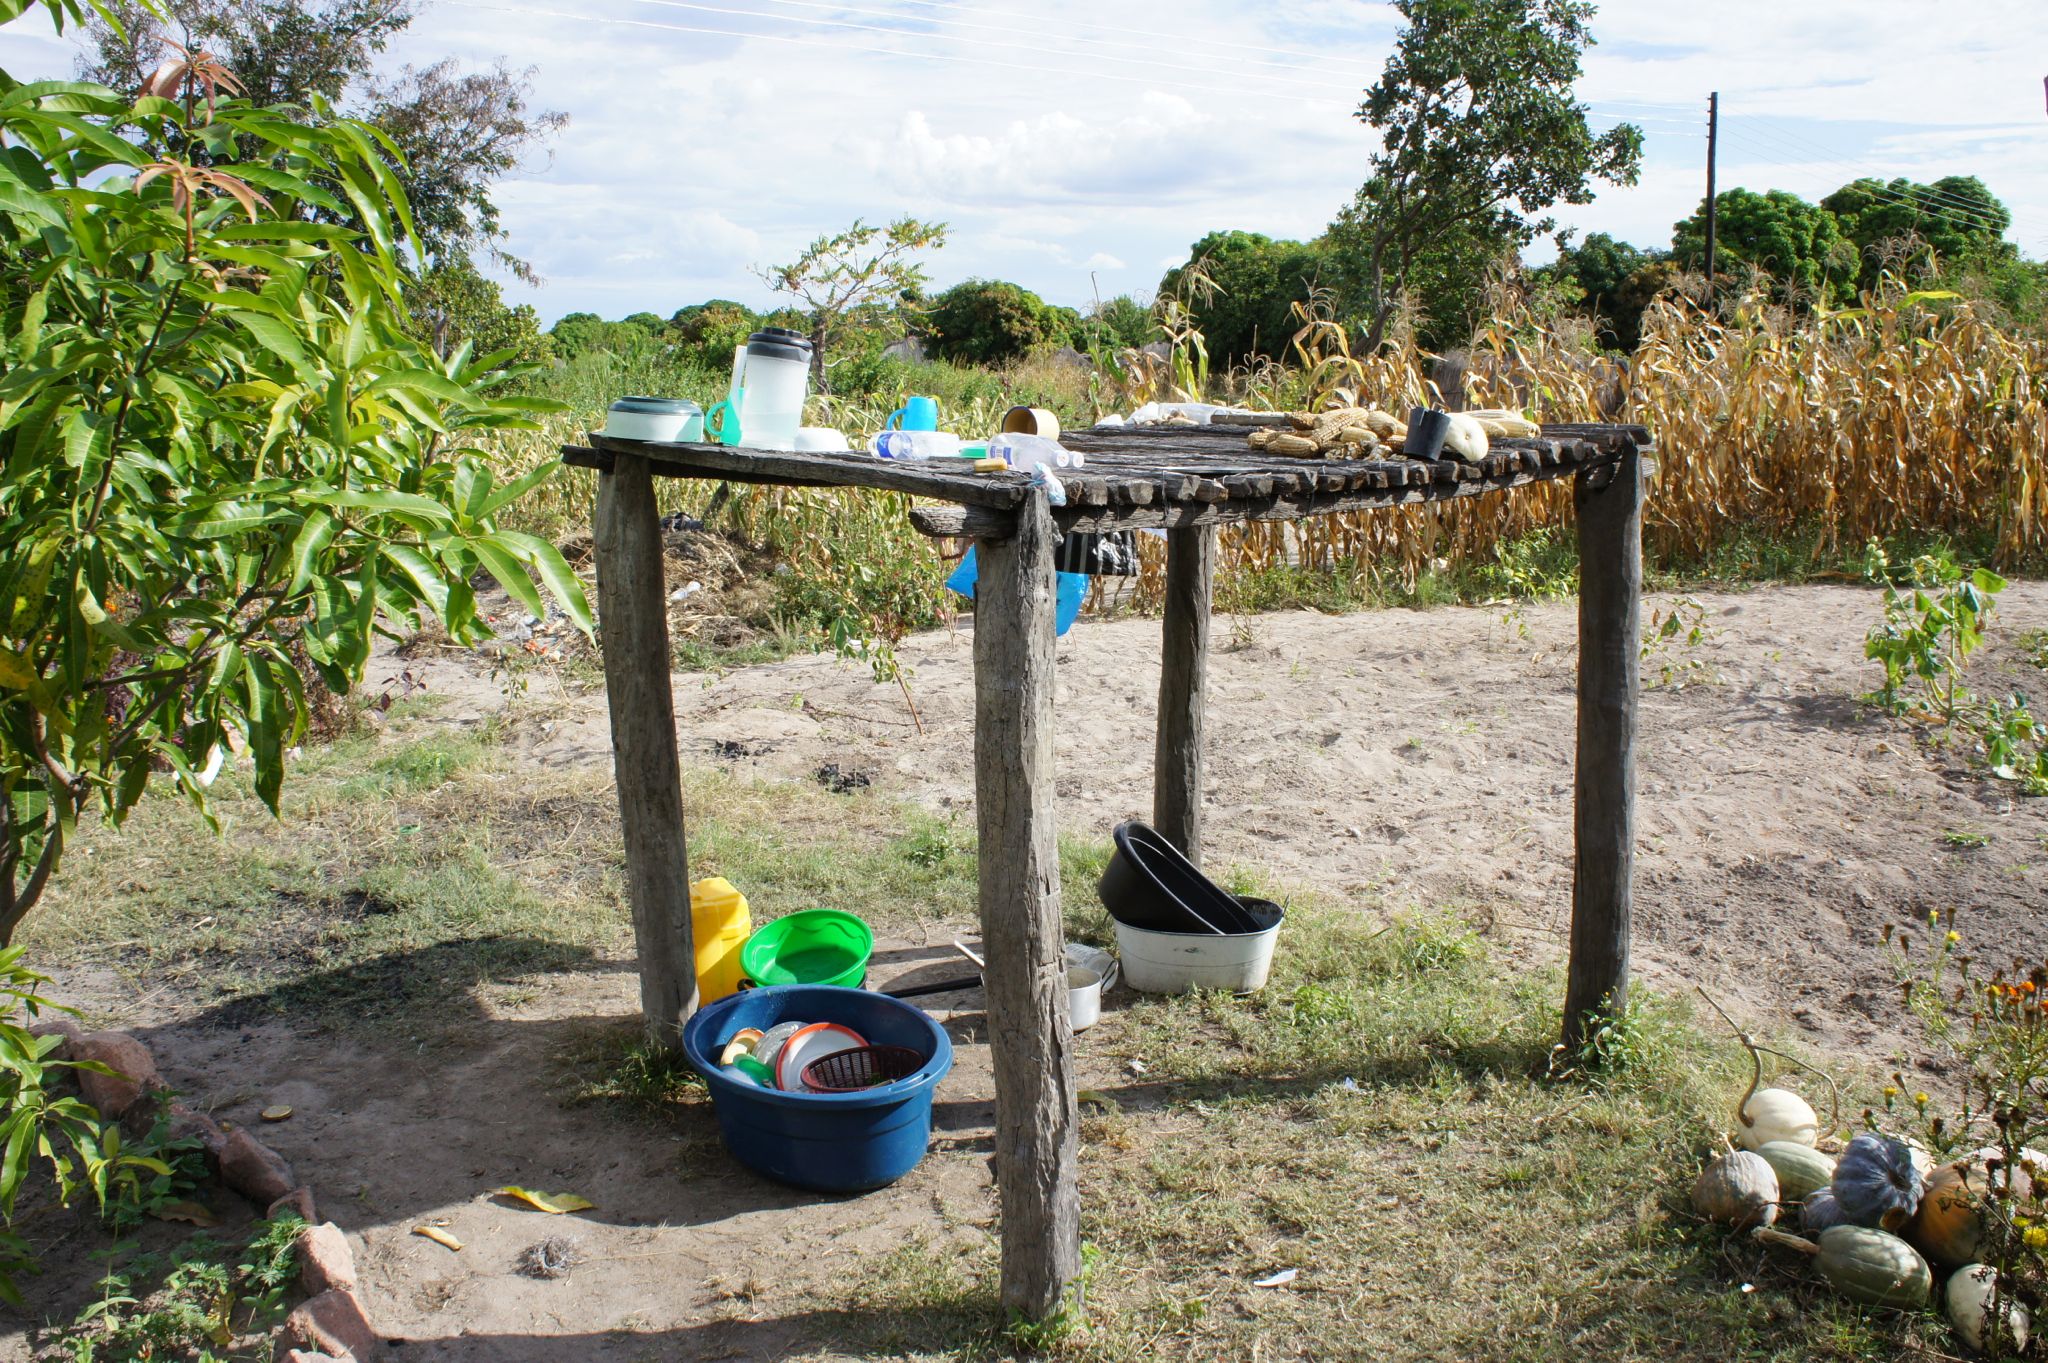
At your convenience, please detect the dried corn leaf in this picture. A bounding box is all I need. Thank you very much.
[414,1225,464,1251]
[494,1186,595,1215]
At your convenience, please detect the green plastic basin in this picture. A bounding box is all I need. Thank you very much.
[740,909,873,988]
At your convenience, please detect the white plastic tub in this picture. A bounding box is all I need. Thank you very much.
[1115,919,1281,994]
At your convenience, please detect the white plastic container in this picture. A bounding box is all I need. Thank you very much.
[1114,919,1281,994]
[602,396,702,443]
[734,328,812,451]
[1066,964,1102,1032]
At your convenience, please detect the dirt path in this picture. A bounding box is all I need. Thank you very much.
[11,583,2047,1360]
[440,580,2048,1056]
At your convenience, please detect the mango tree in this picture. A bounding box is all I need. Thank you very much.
[0,1,589,943]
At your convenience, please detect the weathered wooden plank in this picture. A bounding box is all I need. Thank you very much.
[593,453,697,1053]
[906,456,1614,538]
[1562,442,1643,1054]
[589,433,1027,509]
[1155,525,1215,864]
[973,488,1081,1321]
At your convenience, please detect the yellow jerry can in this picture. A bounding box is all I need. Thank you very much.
[690,876,752,1004]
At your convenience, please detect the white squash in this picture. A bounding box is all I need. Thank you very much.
[1736,1087,1819,1150]
[1441,413,1490,461]
[1947,1263,2030,1353]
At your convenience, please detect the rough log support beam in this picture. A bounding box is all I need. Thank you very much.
[594,453,698,1052]
[1153,525,1216,863]
[1562,442,1643,1052]
[972,489,1081,1321]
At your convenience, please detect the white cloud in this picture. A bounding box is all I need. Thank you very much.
[3,0,2041,320]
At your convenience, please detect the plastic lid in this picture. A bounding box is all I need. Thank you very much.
[746,328,813,362]
[609,395,701,415]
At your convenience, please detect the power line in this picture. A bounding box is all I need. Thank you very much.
[865,0,1377,67]
[1721,116,2019,222]
[441,0,1356,106]
[730,0,1345,84]
[1720,127,2010,227]
[622,0,1375,92]
[1717,127,2012,235]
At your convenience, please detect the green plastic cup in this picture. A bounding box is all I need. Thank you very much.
[740,909,873,988]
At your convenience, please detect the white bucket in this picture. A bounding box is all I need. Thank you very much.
[1114,920,1280,994]
[1067,965,1102,1032]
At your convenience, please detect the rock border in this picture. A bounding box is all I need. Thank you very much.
[34,1018,379,1362]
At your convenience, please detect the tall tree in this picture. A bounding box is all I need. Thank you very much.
[1821,176,2012,291]
[1337,0,1642,349]
[1158,230,1334,366]
[79,0,564,274]
[1673,188,1857,308]
[758,216,947,387]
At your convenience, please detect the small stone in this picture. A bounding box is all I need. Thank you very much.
[269,1185,318,1223]
[166,1103,229,1170]
[284,1352,351,1363]
[72,1031,158,1119]
[218,1128,295,1206]
[297,1222,358,1296]
[281,1290,379,1360]
[27,1016,83,1059]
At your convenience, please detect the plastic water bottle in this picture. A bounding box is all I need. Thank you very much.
[871,430,962,460]
[989,432,1083,471]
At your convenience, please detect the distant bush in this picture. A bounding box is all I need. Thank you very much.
[923,279,1080,365]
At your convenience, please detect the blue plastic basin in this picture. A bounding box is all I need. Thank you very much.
[681,984,954,1193]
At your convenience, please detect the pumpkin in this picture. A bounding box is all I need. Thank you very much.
[1802,1189,1847,1233]
[1736,1087,1819,1151]
[1759,1141,1836,1202]
[1906,1165,1983,1266]
[1693,1151,1779,1229]
[1965,1145,2046,1204]
[1755,1225,1934,1308]
[1814,1226,1933,1308]
[1948,1263,2031,1353]
[1834,1134,1924,1231]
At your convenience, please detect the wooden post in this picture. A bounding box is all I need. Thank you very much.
[594,452,698,1053]
[1153,524,1216,862]
[1563,443,1643,1052]
[972,488,1080,1320]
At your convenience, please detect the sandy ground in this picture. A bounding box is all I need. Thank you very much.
[10,581,2048,1359]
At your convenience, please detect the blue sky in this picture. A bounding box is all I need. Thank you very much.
[5,0,2043,323]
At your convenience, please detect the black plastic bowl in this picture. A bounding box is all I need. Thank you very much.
[1098,821,1262,935]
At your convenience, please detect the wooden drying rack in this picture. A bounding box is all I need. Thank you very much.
[562,419,1650,1320]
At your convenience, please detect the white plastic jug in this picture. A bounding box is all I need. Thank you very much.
[734,328,812,451]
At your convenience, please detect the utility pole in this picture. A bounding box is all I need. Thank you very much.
[1704,91,1720,305]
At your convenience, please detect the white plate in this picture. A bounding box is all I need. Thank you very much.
[776,1022,867,1090]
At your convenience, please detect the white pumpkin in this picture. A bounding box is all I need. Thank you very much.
[1736,1087,1819,1150]
[1947,1263,2030,1353]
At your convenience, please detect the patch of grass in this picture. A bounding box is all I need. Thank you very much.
[1943,828,1992,849]
[560,1021,707,1117]
[25,718,980,1029]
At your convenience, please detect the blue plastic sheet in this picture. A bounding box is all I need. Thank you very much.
[946,547,1087,637]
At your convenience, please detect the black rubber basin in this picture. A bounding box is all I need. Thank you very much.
[1098,821,1263,935]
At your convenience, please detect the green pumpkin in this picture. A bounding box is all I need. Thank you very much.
[1816,1226,1933,1308]
[1759,1141,1837,1202]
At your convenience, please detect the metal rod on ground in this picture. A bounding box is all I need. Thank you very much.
[594,452,698,1052]
[972,487,1080,1321]
[1562,440,1643,1053]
